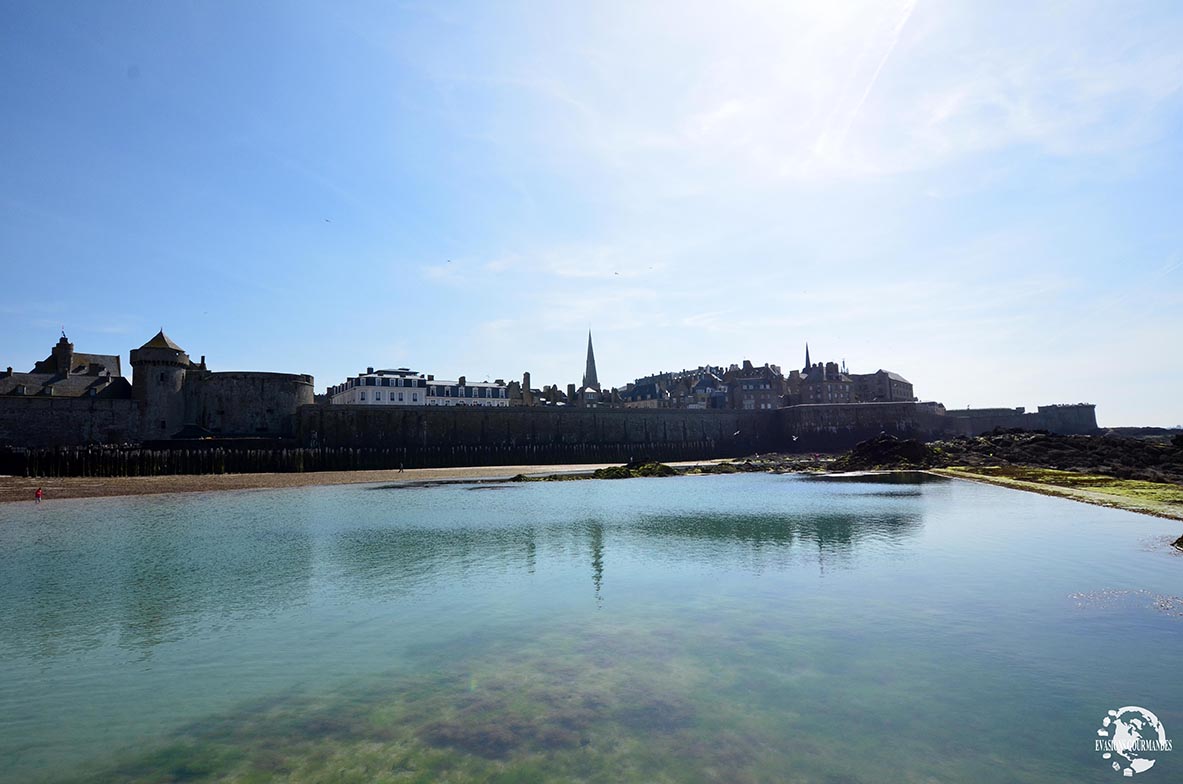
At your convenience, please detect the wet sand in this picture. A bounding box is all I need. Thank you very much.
[0,461,721,505]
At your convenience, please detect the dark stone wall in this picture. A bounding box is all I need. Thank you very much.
[776,401,1098,448]
[187,372,314,437]
[940,404,1098,437]
[776,401,948,451]
[0,398,140,447]
[0,395,1101,463]
[298,405,774,460]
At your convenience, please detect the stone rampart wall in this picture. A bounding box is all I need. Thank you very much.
[0,398,140,448]
[188,372,314,437]
[939,404,1098,437]
[298,405,774,460]
[776,402,948,450]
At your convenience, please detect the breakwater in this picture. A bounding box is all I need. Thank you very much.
[0,439,733,478]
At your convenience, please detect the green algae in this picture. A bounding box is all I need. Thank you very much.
[935,465,1183,521]
[509,462,679,482]
[54,603,1092,784]
[593,462,678,479]
[52,616,849,783]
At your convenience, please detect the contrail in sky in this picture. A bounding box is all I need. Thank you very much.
[835,0,919,150]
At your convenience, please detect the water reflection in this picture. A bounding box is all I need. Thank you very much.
[1,480,928,662]
[635,511,921,550]
[4,473,1182,784]
[589,520,605,602]
[0,501,314,660]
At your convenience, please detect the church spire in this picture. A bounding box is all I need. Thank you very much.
[582,330,600,391]
[804,342,811,371]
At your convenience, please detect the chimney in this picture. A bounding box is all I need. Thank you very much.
[458,375,466,386]
[3,367,11,378]
[427,374,434,381]
[366,367,374,374]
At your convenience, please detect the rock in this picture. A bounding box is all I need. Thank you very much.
[829,434,938,471]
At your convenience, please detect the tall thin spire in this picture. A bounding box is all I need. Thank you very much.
[582,330,600,390]
[804,342,811,371]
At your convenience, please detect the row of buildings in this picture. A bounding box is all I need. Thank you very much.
[614,346,914,411]
[322,335,915,413]
[1,330,915,445]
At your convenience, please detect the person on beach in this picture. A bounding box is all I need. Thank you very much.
[398,463,404,473]
[34,487,43,504]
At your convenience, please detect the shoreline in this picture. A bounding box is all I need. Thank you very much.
[5,462,1180,538]
[929,467,1183,524]
[0,464,600,505]
[0,461,725,505]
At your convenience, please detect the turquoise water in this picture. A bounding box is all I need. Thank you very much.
[1,473,1180,783]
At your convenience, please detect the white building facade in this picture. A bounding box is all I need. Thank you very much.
[328,368,428,405]
[328,368,510,407]
[426,377,510,407]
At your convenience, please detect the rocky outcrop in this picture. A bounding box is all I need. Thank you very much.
[822,430,1183,483]
[829,434,940,471]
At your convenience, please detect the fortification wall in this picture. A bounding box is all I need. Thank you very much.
[940,404,1098,436]
[776,401,948,451]
[0,397,139,447]
[776,401,1098,447]
[187,372,314,437]
[297,405,774,463]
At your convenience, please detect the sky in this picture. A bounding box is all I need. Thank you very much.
[2,1,1181,427]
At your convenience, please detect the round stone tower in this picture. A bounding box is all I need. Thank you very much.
[130,330,191,441]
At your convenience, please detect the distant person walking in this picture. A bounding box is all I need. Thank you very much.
[398,463,404,473]
[34,487,43,504]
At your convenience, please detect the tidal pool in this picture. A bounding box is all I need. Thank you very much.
[0,473,1180,783]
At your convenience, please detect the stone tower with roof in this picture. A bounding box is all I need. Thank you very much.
[130,330,193,440]
[128,329,312,441]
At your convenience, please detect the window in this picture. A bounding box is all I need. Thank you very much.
[412,393,418,402]
[398,392,404,402]
[360,391,366,401]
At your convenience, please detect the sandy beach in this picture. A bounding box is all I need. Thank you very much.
[0,463,642,505]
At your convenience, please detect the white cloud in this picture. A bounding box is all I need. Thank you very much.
[434,1,1183,187]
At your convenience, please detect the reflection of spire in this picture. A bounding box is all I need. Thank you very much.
[589,521,604,603]
[582,331,600,391]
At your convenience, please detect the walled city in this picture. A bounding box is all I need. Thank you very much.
[0,330,1098,472]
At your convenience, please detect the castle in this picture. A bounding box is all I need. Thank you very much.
[0,331,313,446]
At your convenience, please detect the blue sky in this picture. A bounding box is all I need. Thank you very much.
[2,1,1181,426]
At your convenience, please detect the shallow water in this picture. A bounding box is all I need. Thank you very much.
[0,473,1180,783]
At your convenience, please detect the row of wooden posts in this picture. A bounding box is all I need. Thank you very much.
[0,440,730,478]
